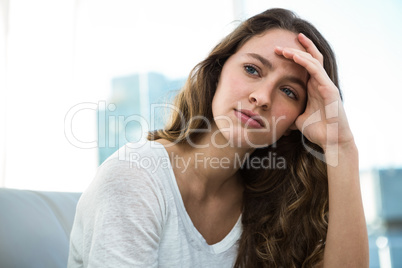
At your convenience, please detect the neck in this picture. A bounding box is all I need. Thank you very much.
[160,125,256,200]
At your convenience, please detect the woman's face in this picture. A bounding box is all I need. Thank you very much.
[212,28,308,148]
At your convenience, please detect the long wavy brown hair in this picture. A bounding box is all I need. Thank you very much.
[148,8,341,267]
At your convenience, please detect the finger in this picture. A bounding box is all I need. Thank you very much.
[298,33,324,65]
[275,46,321,75]
[275,46,315,62]
[292,52,329,84]
[275,46,333,88]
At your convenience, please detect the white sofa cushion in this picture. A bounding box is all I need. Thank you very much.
[0,188,81,268]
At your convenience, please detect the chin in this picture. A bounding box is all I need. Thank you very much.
[219,131,275,149]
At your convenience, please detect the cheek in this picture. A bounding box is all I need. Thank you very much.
[213,74,248,114]
[224,75,246,95]
[271,106,301,129]
[218,63,250,96]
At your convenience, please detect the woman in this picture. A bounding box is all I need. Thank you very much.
[68,8,369,267]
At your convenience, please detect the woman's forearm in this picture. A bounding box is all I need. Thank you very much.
[322,141,369,267]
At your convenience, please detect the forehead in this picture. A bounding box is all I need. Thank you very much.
[239,28,306,53]
[234,28,309,84]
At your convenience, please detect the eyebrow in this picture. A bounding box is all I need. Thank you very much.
[282,75,307,93]
[246,53,273,69]
[246,52,307,92]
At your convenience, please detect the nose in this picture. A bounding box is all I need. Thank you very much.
[249,86,272,111]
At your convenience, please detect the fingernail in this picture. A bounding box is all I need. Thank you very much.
[276,46,283,49]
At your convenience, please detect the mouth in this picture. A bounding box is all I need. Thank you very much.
[234,109,265,128]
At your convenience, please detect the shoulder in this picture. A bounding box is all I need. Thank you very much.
[98,140,170,188]
[79,140,172,215]
[69,141,173,267]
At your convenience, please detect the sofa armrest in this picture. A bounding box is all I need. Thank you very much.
[0,188,81,268]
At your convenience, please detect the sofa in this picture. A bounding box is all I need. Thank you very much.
[0,188,81,268]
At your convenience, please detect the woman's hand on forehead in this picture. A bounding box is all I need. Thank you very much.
[274,33,353,153]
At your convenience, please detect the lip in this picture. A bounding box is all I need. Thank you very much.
[234,109,265,128]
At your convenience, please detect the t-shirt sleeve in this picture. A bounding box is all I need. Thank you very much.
[68,157,166,268]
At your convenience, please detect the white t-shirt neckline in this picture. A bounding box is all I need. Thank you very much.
[151,140,242,254]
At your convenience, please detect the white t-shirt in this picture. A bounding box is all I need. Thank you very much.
[68,141,242,268]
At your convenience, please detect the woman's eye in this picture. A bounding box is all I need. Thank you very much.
[281,87,297,99]
[244,65,259,76]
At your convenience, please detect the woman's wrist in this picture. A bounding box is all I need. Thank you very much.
[323,138,358,167]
